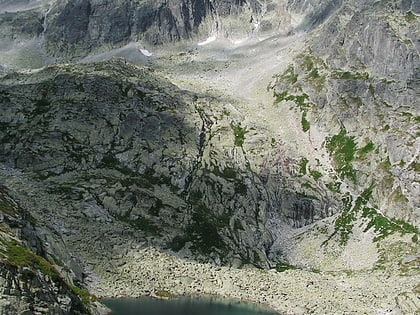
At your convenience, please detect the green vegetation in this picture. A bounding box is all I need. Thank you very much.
[275,262,297,272]
[274,91,288,103]
[325,186,374,245]
[326,129,357,182]
[390,186,409,203]
[278,64,298,84]
[127,216,161,236]
[409,161,420,172]
[70,284,98,305]
[301,112,310,132]
[274,91,310,110]
[5,242,60,281]
[0,191,17,216]
[358,140,375,156]
[187,206,227,256]
[299,158,308,175]
[309,169,322,180]
[155,290,174,298]
[325,183,418,245]
[405,11,417,22]
[231,123,248,147]
[326,181,341,193]
[362,207,418,241]
[331,70,369,80]
[331,193,356,245]
[298,53,327,92]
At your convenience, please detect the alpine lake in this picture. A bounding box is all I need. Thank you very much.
[102,295,281,315]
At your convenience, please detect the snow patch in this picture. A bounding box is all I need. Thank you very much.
[198,36,216,46]
[139,48,153,57]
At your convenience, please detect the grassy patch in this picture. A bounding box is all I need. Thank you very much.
[405,11,417,22]
[298,53,327,92]
[326,129,357,182]
[326,181,341,193]
[362,207,418,241]
[324,186,373,246]
[357,140,374,157]
[275,262,297,272]
[309,169,322,180]
[301,111,310,132]
[274,90,288,103]
[278,65,298,84]
[299,158,308,175]
[231,123,248,147]
[325,183,418,245]
[5,242,60,281]
[331,70,369,80]
[0,190,17,216]
[70,284,98,305]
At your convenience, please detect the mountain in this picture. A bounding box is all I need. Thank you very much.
[0,0,419,314]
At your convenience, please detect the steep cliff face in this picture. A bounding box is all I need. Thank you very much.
[42,0,224,57]
[0,187,95,314]
[267,0,419,270]
[0,0,293,60]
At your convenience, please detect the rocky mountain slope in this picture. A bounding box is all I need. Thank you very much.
[0,0,419,314]
[0,186,102,314]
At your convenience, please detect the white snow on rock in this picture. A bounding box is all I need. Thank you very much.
[139,48,153,57]
[198,36,216,46]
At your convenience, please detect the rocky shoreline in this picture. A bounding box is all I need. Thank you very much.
[89,247,419,315]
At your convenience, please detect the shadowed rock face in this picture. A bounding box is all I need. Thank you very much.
[43,0,223,57]
[42,0,294,58]
[0,60,274,267]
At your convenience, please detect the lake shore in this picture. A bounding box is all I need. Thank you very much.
[88,247,419,315]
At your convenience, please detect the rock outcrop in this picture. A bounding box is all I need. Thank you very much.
[0,187,95,314]
[0,60,277,267]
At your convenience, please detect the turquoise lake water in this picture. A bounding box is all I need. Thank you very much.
[103,296,280,315]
